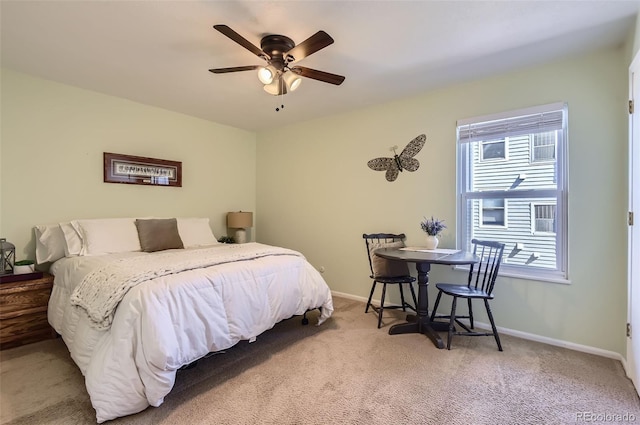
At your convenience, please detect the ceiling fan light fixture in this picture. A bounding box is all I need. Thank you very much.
[257,65,276,84]
[282,70,302,91]
[263,77,286,96]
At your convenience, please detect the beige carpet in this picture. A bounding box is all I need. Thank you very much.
[1,296,639,425]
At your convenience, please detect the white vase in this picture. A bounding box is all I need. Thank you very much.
[425,235,439,250]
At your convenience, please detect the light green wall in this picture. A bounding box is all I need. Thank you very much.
[0,44,632,355]
[256,46,629,354]
[0,69,257,260]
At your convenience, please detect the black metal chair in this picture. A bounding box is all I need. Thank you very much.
[363,233,417,328]
[430,239,506,351]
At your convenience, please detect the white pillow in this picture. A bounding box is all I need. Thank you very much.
[177,218,218,248]
[34,224,66,264]
[72,218,142,256]
[60,222,83,257]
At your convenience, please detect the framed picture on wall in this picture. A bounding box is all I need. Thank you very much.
[103,152,182,187]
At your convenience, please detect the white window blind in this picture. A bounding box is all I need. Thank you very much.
[458,102,565,143]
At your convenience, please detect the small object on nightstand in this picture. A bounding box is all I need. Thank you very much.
[13,259,35,275]
[0,272,56,350]
[0,238,16,275]
[217,236,236,244]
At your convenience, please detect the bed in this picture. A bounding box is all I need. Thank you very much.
[36,217,333,423]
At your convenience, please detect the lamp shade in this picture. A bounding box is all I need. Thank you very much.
[257,65,276,84]
[282,71,302,91]
[227,211,253,229]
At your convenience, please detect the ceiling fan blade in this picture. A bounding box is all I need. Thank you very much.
[291,66,345,85]
[214,24,268,60]
[209,66,260,74]
[285,31,334,62]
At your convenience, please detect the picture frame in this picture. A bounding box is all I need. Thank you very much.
[103,152,182,187]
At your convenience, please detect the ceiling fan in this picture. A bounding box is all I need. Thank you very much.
[209,24,345,96]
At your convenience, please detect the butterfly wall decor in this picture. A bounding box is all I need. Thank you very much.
[367,134,426,182]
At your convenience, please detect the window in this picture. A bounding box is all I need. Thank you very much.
[481,198,506,226]
[532,203,556,233]
[481,139,507,161]
[531,132,556,162]
[457,102,568,282]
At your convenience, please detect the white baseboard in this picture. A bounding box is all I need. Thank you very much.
[331,290,625,364]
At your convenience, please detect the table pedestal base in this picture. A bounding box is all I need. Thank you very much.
[388,316,448,349]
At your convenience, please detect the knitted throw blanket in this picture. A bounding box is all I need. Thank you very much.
[70,243,302,330]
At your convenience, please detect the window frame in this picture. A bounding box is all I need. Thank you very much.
[456,102,569,283]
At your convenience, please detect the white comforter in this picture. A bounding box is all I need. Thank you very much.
[48,243,334,423]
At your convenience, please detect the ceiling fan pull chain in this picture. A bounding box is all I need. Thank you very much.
[276,85,285,112]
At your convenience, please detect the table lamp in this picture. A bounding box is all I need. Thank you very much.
[227,211,253,244]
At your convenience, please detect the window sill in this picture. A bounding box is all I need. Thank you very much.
[453,265,571,285]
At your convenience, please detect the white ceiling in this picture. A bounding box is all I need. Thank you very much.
[1,1,639,132]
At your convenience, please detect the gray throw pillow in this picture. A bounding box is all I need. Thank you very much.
[369,240,410,277]
[135,218,184,252]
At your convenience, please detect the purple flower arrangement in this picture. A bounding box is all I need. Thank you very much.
[420,216,447,236]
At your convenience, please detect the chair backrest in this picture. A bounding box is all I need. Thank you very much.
[468,239,506,295]
[362,233,406,277]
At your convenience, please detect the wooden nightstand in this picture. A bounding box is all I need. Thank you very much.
[0,273,57,350]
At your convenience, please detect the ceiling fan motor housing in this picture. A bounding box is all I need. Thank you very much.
[260,34,295,70]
